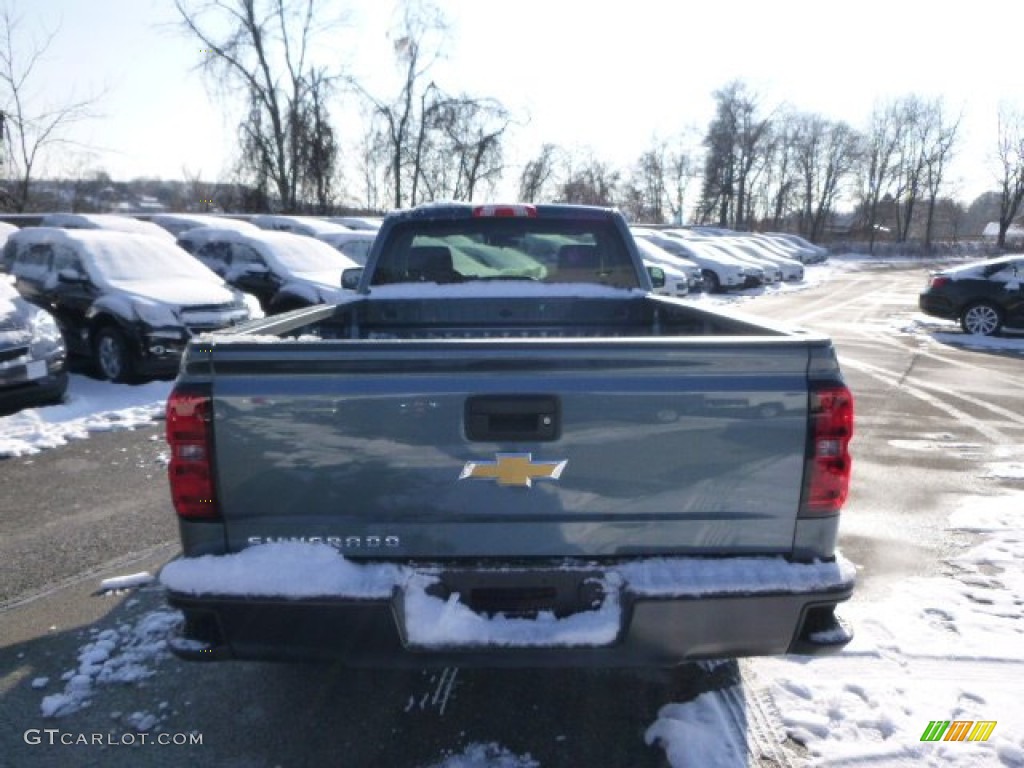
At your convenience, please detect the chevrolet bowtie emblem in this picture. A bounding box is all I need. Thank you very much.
[459,453,567,487]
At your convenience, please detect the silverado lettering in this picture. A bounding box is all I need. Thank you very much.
[160,202,855,667]
[246,535,402,549]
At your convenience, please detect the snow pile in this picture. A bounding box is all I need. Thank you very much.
[39,609,182,719]
[755,492,1024,766]
[645,691,750,767]
[0,376,171,457]
[402,571,622,649]
[159,541,402,599]
[97,571,155,594]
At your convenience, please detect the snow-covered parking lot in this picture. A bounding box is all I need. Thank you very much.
[1,254,1022,767]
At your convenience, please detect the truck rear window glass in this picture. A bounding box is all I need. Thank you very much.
[370,219,639,289]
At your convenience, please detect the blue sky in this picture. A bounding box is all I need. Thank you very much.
[7,0,1024,204]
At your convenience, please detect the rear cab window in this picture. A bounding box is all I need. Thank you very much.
[370,217,639,289]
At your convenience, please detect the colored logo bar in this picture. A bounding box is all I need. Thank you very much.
[920,720,997,742]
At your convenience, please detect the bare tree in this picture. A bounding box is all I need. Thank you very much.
[559,152,619,206]
[919,101,960,250]
[666,132,700,226]
[992,104,1024,249]
[857,100,904,251]
[518,143,559,202]
[437,95,510,200]
[698,81,771,229]
[622,142,669,223]
[792,115,860,242]
[174,0,343,212]
[356,0,447,209]
[356,1,511,207]
[0,4,100,211]
[758,111,803,231]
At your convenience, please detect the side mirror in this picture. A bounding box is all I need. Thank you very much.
[646,265,666,289]
[341,267,363,290]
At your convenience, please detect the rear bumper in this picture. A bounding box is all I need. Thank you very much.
[918,293,957,320]
[162,551,856,667]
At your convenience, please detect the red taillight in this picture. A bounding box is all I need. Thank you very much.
[166,391,218,519]
[929,275,950,289]
[472,204,537,218]
[800,383,854,516]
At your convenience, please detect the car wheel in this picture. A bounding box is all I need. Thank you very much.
[93,327,135,382]
[960,302,1003,336]
[701,269,722,293]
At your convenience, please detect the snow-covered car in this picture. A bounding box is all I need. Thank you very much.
[919,254,1024,336]
[763,232,829,263]
[694,237,782,284]
[324,216,383,231]
[635,237,703,294]
[0,275,68,412]
[176,227,359,313]
[149,213,259,238]
[717,237,804,282]
[39,213,176,241]
[249,214,354,238]
[1,228,260,382]
[314,229,377,265]
[643,259,689,298]
[0,221,19,247]
[633,229,761,293]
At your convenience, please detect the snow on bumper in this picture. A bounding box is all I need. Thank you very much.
[160,542,856,666]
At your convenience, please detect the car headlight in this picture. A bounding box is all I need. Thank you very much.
[133,299,181,329]
[28,307,64,356]
[236,291,265,319]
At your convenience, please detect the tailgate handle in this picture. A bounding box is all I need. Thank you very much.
[465,395,560,442]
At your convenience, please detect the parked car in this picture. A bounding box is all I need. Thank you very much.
[718,237,804,282]
[0,275,68,412]
[250,214,353,238]
[642,258,689,298]
[2,228,260,381]
[635,237,703,293]
[0,221,19,247]
[635,229,762,292]
[693,237,782,284]
[314,230,377,265]
[325,216,383,231]
[763,232,829,263]
[176,227,359,313]
[39,213,175,241]
[149,213,259,238]
[919,254,1024,336]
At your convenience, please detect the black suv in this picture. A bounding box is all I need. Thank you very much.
[919,254,1024,336]
[2,228,259,381]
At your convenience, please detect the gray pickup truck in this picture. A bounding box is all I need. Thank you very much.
[160,203,855,667]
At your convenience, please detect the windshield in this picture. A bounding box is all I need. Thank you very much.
[369,218,639,289]
[81,236,223,284]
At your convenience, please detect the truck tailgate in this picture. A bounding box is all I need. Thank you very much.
[207,339,814,558]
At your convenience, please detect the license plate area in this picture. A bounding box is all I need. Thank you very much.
[428,569,607,619]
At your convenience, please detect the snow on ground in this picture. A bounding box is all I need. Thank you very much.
[745,491,1024,767]
[6,253,1024,766]
[0,376,171,458]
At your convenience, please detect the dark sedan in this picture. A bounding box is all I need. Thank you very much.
[0,277,68,414]
[919,255,1024,336]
